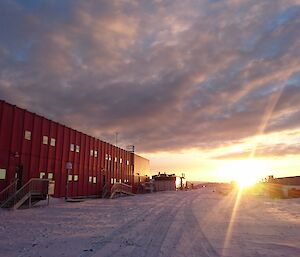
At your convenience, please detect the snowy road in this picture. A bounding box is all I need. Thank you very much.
[79,191,219,257]
[1,189,300,257]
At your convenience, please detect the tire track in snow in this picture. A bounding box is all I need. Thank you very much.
[81,191,220,257]
[80,193,182,257]
[159,191,220,257]
[186,195,220,257]
[130,195,186,257]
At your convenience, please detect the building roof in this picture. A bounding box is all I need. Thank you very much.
[274,176,300,186]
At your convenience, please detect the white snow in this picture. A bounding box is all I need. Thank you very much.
[0,188,299,257]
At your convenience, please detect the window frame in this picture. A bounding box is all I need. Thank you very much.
[24,130,31,140]
[48,173,54,180]
[43,135,48,145]
[50,138,56,146]
[0,168,6,180]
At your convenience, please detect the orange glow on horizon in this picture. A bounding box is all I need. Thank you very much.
[145,147,300,183]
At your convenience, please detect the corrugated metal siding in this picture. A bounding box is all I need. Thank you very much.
[133,154,150,183]
[0,100,149,198]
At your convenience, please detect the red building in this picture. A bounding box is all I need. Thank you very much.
[0,100,150,198]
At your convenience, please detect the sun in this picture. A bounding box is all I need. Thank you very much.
[234,174,257,189]
[218,159,265,189]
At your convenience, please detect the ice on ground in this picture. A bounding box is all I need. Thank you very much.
[0,189,299,257]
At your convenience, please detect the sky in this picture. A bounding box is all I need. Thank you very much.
[0,0,300,182]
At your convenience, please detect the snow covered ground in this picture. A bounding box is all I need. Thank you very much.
[0,188,299,257]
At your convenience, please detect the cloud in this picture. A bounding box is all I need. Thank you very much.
[0,0,300,154]
[214,142,300,159]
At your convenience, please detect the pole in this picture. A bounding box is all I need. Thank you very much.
[65,169,69,201]
[115,132,119,147]
[65,162,72,201]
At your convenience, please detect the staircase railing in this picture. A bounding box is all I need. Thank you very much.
[110,183,133,198]
[1,178,49,209]
[0,179,18,204]
[102,183,109,198]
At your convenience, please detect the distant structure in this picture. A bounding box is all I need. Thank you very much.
[0,99,150,202]
[264,175,300,198]
[152,172,188,191]
[272,176,300,186]
[152,173,177,191]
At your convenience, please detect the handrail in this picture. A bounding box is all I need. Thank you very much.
[1,178,49,208]
[111,182,132,192]
[102,183,109,198]
[110,182,133,198]
[0,179,18,203]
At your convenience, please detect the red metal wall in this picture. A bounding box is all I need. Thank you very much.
[0,100,146,198]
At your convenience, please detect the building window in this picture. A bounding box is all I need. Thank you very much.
[94,150,98,158]
[70,144,75,151]
[0,168,6,180]
[89,176,92,183]
[105,154,108,160]
[43,136,48,145]
[24,130,31,140]
[76,145,80,153]
[50,138,56,146]
[120,158,122,164]
[111,178,114,184]
[109,155,112,161]
[93,177,97,184]
[126,160,129,165]
[115,157,118,163]
[40,172,46,179]
[48,173,53,180]
[74,175,78,181]
[90,149,94,156]
[68,175,73,181]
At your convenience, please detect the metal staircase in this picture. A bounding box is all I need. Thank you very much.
[0,179,18,206]
[110,183,134,199]
[0,178,49,209]
[101,183,110,198]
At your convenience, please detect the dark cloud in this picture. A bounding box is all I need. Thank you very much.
[0,0,300,153]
